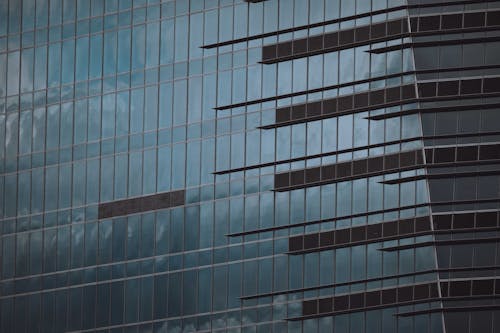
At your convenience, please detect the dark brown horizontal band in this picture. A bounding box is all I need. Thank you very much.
[288,211,500,255]
[227,198,500,237]
[381,169,500,185]
[369,35,500,54]
[98,190,185,219]
[379,236,500,251]
[261,12,500,64]
[240,265,500,300]
[214,64,500,111]
[396,304,500,317]
[214,131,500,175]
[274,143,500,191]
[263,77,500,130]
[294,278,500,320]
[367,101,500,121]
[202,0,500,49]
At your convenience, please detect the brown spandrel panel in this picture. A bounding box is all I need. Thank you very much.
[98,190,185,219]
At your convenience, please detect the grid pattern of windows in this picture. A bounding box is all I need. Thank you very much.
[2,0,500,332]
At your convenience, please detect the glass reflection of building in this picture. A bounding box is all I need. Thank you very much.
[1,0,500,332]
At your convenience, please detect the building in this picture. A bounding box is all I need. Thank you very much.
[1,0,500,332]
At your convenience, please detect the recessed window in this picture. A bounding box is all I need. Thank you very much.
[308,35,324,51]
[441,14,462,29]
[386,86,401,102]
[305,167,321,183]
[303,300,317,315]
[382,289,397,304]
[324,32,338,48]
[306,101,322,117]
[370,89,385,105]
[320,231,335,246]
[438,80,459,96]
[322,99,337,114]
[290,170,305,186]
[383,221,397,237]
[349,293,364,309]
[353,159,367,175]
[456,146,478,161]
[354,92,369,108]
[434,147,455,163]
[419,82,437,97]
[414,284,429,300]
[262,45,277,60]
[318,298,333,313]
[483,77,500,93]
[291,104,306,120]
[397,286,413,302]
[304,233,319,249]
[336,162,352,178]
[387,19,402,35]
[351,226,366,242]
[335,228,350,244]
[277,41,292,57]
[384,153,399,169]
[293,38,308,54]
[371,22,386,38]
[487,11,500,26]
[472,279,494,295]
[338,95,353,111]
[368,156,384,172]
[339,29,354,45]
[275,173,290,188]
[276,107,291,123]
[398,218,414,235]
[479,144,500,160]
[419,16,440,31]
[475,211,497,228]
[433,214,452,230]
[464,12,485,28]
[453,213,474,229]
[400,151,416,167]
[367,223,382,239]
[449,280,471,297]
[460,79,482,94]
[355,26,370,42]
[289,236,303,251]
[334,295,349,311]
[365,290,381,306]
[321,165,336,180]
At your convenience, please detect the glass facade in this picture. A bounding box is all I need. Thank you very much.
[1,0,500,332]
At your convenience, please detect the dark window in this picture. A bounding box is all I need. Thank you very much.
[383,221,397,237]
[324,32,338,48]
[289,236,303,252]
[449,280,471,297]
[495,279,500,294]
[291,104,306,120]
[483,77,500,93]
[290,170,305,186]
[419,15,441,31]
[410,17,418,31]
[334,295,349,311]
[354,92,369,108]
[416,150,424,165]
[275,173,290,188]
[303,300,317,315]
[400,151,416,167]
[472,279,494,295]
[397,286,413,302]
[386,86,401,102]
[479,144,500,160]
[277,41,292,58]
[402,84,416,99]
[365,290,381,307]
[353,159,367,175]
[276,107,291,123]
[368,156,384,172]
[349,293,364,309]
[355,26,370,42]
[307,101,322,117]
[321,165,335,180]
[460,79,482,94]
[304,233,319,249]
[322,99,337,114]
[475,211,497,228]
[384,153,399,169]
[425,148,434,163]
[351,226,366,242]
[371,22,386,39]
[438,81,459,96]
[320,231,335,247]
[430,283,439,298]
[262,45,277,60]
[293,38,308,55]
[419,82,437,97]
[335,228,350,244]
[441,14,462,29]
[434,147,455,163]
[170,190,185,206]
[98,204,113,219]
[308,35,324,51]
[306,167,321,183]
[370,89,385,105]
[387,19,402,35]
[440,282,449,297]
[414,284,429,300]
[339,29,354,45]
[338,95,353,111]
[433,215,452,230]
[487,11,500,26]
[318,298,333,313]
[456,146,478,161]
[381,288,397,304]
[415,216,430,232]
[336,162,352,178]
[398,219,414,235]
[365,224,381,240]
[464,12,485,28]
[453,213,474,229]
